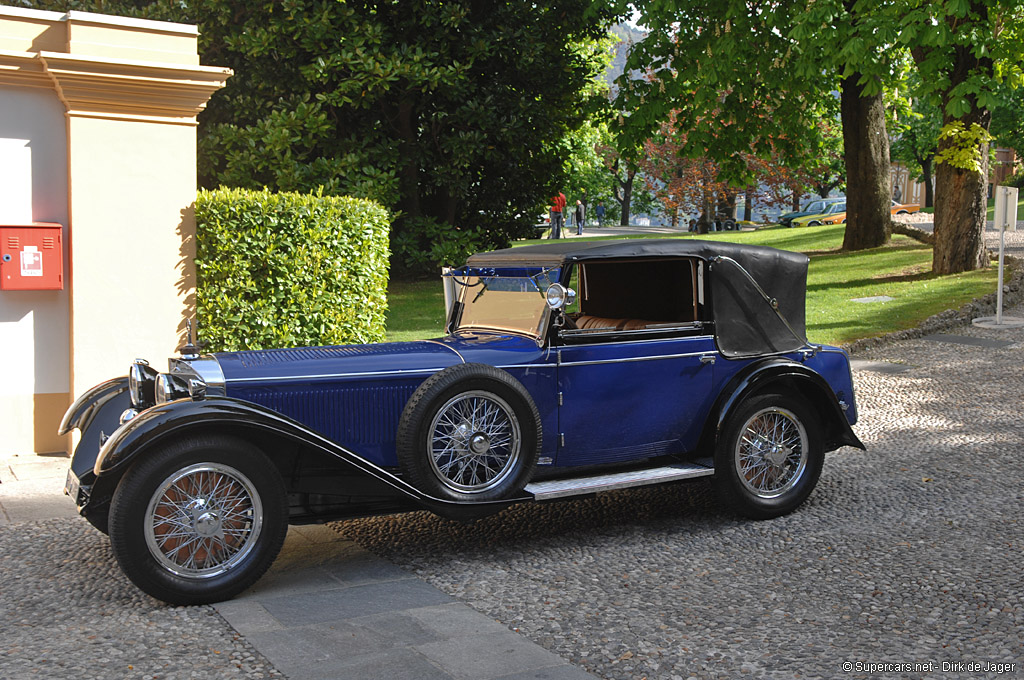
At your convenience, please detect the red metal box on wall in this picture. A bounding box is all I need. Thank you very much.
[0,223,64,291]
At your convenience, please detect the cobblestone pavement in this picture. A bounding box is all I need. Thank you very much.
[0,518,284,680]
[334,303,1024,680]
[3,303,1022,679]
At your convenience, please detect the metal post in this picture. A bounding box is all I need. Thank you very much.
[973,185,1023,329]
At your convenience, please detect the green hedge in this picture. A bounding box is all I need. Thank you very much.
[195,188,390,351]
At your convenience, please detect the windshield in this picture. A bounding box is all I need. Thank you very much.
[453,271,557,339]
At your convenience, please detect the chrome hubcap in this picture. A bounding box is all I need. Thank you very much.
[144,463,263,579]
[428,390,521,493]
[735,407,808,499]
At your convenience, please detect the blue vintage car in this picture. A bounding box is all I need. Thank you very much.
[60,239,863,604]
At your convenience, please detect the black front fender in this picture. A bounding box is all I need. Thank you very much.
[59,377,131,479]
[708,358,865,453]
[94,396,525,520]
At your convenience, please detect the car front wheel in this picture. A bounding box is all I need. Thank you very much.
[713,394,823,519]
[108,435,287,605]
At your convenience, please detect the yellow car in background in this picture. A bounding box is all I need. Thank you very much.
[891,200,920,215]
[823,200,921,226]
[792,201,846,227]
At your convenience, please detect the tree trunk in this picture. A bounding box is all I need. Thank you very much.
[920,156,934,208]
[744,186,753,221]
[911,3,992,274]
[840,72,891,251]
[791,190,802,211]
[932,108,990,274]
[617,167,635,226]
[391,97,421,227]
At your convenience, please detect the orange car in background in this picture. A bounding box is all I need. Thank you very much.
[822,200,921,225]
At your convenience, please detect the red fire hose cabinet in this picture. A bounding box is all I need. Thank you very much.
[0,223,64,291]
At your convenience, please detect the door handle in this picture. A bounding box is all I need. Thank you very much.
[700,354,716,365]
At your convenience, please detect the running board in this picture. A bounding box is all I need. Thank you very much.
[525,461,715,501]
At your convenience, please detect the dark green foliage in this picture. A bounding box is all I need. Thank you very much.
[390,216,488,277]
[194,188,390,351]
[1005,169,1024,190]
[17,0,615,276]
[189,0,614,277]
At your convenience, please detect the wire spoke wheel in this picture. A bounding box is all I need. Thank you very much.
[144,462,263,579]
[734,407,808,499]
[428,390,522,493]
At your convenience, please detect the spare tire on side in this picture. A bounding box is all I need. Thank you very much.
[396,363,541,503]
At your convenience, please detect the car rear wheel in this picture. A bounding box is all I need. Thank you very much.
[713,393,823,519]
[108,435,287,605]
[397,363,540,503]
[807,220,821,226]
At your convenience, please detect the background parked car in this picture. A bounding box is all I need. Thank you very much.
[778,197,845,227]
[823,199,921,226]
[891,200,920,215]
[792,201,847,227]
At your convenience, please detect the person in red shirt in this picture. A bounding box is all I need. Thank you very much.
[549,191,566,239]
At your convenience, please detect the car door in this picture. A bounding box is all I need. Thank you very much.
[552,257,721,467]
[555,334,718,466]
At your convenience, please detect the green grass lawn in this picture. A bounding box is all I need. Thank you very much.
[386,224,999,347]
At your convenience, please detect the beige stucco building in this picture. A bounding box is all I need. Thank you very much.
[0,5,229,455]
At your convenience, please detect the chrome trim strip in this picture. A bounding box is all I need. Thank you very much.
[558,334,715,349]
[557,350,712,368]
[225,367,448,384]
[422,339,467,363]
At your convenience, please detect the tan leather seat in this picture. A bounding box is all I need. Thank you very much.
[576,315,626,330]
[621,319,654,330]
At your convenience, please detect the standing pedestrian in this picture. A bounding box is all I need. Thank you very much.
[549,190,566,239]
[575,199,585,235]
[893,183,902,203]
[595,201,605,226]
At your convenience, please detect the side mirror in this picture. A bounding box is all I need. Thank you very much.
[545,283,576,310]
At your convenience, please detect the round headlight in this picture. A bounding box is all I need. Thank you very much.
[545,283,576,310]
[129,359,159,408]
[154,373,190,404]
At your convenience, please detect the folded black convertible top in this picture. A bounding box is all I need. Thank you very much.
[468,239,810,357]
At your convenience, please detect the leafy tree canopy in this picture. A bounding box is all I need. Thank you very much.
[18,0,616,275]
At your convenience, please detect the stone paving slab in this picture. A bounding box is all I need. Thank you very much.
[0,451,79,524]
[214,524,597,680]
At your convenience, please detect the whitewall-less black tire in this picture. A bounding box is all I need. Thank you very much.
[713,393,824,519]
[108,435,287,605]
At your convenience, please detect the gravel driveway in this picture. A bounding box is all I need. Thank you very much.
[334,306,1024,680]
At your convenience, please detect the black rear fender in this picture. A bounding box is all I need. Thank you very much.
[701,359,865,455]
